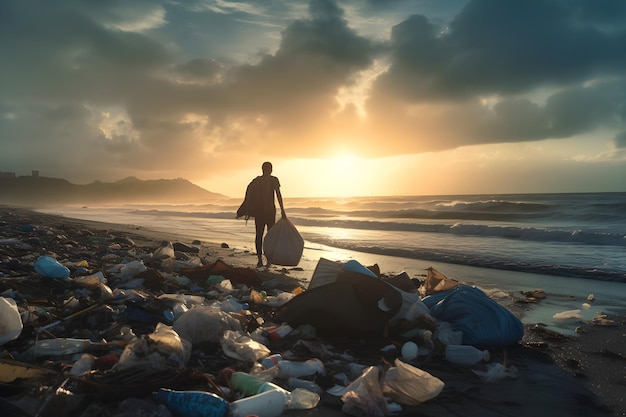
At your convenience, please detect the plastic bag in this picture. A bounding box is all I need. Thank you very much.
[472,362,518,382]
[34,256,70,279]
[382,359,444,405]
[341,366,387,417]
[147,323,190,368]
[220,330,270,362]
[172,306,243,345]
[263,218,304,266]
[115,324,190,370]
[0,297,23,346]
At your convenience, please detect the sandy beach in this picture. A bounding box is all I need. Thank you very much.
[1,206,624,417]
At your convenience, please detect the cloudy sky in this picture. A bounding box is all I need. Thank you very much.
[2,0,626,198]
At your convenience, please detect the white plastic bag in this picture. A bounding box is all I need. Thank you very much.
[0,297,23,346]
[382,359,444,405]
[263,218,304,266]
[472,362,518,382]
[220,330,270,362]
[173,306,243,344]
[341,366,387,417]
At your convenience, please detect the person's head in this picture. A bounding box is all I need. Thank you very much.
[262,161,273,175]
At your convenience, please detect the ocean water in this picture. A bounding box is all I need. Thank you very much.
[286,192,626,283]
[39,192,626,330]
[64,192,625,281]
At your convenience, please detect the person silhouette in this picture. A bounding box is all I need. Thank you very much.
[249,161,286,267]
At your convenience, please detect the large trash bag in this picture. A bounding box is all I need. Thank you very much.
[263,217,304,266]
[274,270,402,339]
[422,285,523,348]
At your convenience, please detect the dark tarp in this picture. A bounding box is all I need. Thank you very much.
[274,270,402,339]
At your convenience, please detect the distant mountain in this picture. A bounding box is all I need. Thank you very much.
[0,175,228,206]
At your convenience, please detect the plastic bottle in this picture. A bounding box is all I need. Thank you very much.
[229,388,288,417]
[287,377,323,394]
[277,358,325,378]
[230,372,289,396]
[27,338,113,357]
[69,353,97,376]
[261,353,283,369]
[152,388,228,417]
[445,345,490,366]
[419,329,435,350]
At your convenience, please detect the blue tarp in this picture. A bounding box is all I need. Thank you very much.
[422,285,524,348]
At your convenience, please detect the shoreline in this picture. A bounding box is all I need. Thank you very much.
[1,205,624,416]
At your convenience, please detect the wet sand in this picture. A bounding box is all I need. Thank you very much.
[1,206,624,417]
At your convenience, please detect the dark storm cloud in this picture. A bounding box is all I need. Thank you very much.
[367,0,626,151]
[377,0,625,98]
[615,131,626,149]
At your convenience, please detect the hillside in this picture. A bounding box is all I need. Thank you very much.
[0,176,228,206]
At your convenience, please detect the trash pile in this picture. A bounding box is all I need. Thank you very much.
[0,212,524,417]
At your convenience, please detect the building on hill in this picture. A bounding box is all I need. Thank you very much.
[0,171,16,178]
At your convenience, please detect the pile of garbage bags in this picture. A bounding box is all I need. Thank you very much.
[0,216,523,417]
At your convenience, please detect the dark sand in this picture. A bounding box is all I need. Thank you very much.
[1,206,624,417]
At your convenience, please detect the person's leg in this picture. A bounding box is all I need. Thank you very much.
[254,217,265,267]
[264,210,277,267]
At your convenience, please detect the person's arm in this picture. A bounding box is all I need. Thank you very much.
[276,185,286,218]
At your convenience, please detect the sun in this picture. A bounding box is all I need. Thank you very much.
[331,154,359,171]
[281,155,380,198]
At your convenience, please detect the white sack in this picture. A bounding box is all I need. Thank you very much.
[263,218,304,266]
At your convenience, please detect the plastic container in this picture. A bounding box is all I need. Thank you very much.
[445,345,490,366]
[152,388,228,417]
[401,341,419,361]
[229,388,288,417]
[277,358,325,378]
